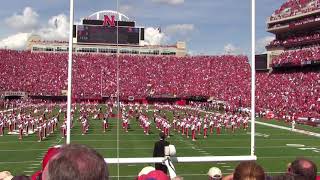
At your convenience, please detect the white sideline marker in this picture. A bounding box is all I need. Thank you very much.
[286,144,305,147]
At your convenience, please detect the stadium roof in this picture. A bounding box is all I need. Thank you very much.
[87,10,130,21]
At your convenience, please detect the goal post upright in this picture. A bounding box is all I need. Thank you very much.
[66,0,74,144]
[251,0,256,157]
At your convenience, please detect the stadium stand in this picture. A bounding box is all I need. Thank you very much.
[270,0,320,21]
[262,0,320,120]
[271,46,320,66]
[0,50,251,109]
[256,68,320,119]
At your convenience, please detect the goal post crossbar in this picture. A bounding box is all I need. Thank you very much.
[104,155,257,164]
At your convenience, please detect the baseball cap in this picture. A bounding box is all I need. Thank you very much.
[0,171,13,180]
[138,166,156,176]
[208,167,222,179]
[31,145,62,180]
[138,170,170,180]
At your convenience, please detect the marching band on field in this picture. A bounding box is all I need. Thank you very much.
[0,103,250,142]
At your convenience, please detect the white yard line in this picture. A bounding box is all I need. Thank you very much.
[255,121,320,138]
[3,145,319,152]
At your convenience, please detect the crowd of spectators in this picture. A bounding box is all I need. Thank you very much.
[270,0,320,21]
[0,144,318,180]
[271,46,320,66]
[256,69,320,118]
[268,32,320,48]
[0,50,251,108]
[1,49,319,118]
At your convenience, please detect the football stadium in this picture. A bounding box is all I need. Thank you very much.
[0,0,319,180]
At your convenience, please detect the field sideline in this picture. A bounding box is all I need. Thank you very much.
[0,105,319,180]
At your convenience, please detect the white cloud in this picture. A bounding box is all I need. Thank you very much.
[164,24,194,36]
[151,0,184,5]
[143,27,166,45]
[224,43,243,55]
[0,12,69,50]
[119,5,134,16]
[0,33,31,49]
[5,7,39,32]
[37,14,69,41]
[256,36,275,54]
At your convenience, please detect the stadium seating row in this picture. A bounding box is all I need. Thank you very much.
[0,50,251,109]
[256,70,320,118]
[271,46,320,66]
[268,32,320,48]
[1,50,319,118]
[270,0,320,21]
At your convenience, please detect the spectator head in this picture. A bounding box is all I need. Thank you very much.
[42,144,108,180]
[288,158,317,180]
[233,161,265,180]
[159,132,166,140]
[208,167,222,180]
[140,170,170,180]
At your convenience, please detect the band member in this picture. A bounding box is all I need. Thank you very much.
[231,120,236,133]
[38,124,43,142]
[210,120,214,134]
[123,118,128,133]
[191,123,196,141]
[25,120,29,136]
[81,119,88,135]
[61,123,66,138]
[18,123,23,140]
[144,121,151,135]
[203,123,208,138]
[0,120,4,136]
[197,120,202,135]
[8,120,13,132]
[181,121,185,135]
[216,122,221,135]
[43,122,47,139]
[103,118,108,133]
[243,117,248,130]
[173,118,177,131]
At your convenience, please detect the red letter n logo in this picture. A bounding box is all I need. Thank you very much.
[103,15,115,27]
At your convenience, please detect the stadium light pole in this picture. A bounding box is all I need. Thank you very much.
[66,0,74,144]
[250,0,256,156]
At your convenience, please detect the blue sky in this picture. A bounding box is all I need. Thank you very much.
[0,0,251,55]
[255,0,286,54]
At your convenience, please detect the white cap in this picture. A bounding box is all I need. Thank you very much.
[208,167,222,178]
[0,171,13,180]
[138,166,155,176]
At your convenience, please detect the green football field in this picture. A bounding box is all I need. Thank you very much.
[0,105,319,180]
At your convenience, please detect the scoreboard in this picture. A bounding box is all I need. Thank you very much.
[255,54,268,70]
[77,25,142,45]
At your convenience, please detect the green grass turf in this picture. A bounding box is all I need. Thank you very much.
[0,106,319,179]
[258,118,320,133]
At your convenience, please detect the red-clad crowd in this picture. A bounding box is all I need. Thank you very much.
[271,46,320,66]
[0,50,251,108]
[1,49,320,118]
[256,70,320,118]
[268,32,320,48]
[270,0,320,21]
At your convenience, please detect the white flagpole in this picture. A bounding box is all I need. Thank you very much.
[251,0,256,156]
[66,0,74,144]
